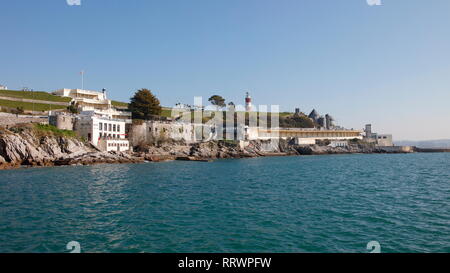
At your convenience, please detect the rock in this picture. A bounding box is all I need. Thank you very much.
[176,156,213,162]
[0,123,415,171]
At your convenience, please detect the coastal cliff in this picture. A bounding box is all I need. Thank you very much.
[0,123,415,170]
[0,124,143,170]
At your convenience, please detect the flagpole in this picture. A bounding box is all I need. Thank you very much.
[81,70,84,90]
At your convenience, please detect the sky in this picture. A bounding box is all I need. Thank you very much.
[1,0,450,141]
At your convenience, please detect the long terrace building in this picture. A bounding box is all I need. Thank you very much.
[246,127,363,144]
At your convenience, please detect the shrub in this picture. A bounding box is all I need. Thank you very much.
[34,124,77,138]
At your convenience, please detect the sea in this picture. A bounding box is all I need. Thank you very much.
[0,153,449,253]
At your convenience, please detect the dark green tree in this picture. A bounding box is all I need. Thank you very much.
[208,95,226,109]
[129,89,162,120]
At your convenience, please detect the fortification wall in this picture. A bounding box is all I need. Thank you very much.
[49,114,75,130]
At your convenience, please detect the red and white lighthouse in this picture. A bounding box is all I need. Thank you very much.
[245,92,253,112]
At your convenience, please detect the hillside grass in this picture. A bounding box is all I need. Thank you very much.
[111,100,129,108]
[0,99,66,112]
[33,124,77,138]
[0,90,72,102]
[162,108,302,126]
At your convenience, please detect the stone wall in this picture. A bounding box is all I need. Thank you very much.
[48,113,75,130]
[0,113,47,127]
[128,121,214,147]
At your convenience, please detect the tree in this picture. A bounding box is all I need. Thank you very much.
[208,95,226,109]
[129,89,162,120]
[13,106,24,116]
[67,102,79,114]
[227,101,235,111]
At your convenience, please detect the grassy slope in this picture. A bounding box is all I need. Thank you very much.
[0,90,298,122]
[111,100,129,108]
[0,99,66,111]
[0,90,72,102]
[33,124,78,138]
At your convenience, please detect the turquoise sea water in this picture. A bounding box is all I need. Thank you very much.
[1,153,450,253]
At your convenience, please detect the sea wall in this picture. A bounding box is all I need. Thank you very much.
[415,148,450,153]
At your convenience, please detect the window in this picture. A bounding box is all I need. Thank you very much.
[99,123,103,131]
[117,125,120,132]
[113,124,116,132]
[108,124,112,131]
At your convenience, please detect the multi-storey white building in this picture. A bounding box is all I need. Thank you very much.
[53,88,131,120]
[0,85,7,90]
[50,88,131,152]
[74,114,130,152]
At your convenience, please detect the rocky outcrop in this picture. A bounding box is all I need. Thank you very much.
[0,125,145,169]
[0,128,92,168]
[0,124,416,171]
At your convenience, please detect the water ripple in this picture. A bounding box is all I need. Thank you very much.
[1,153,450,252]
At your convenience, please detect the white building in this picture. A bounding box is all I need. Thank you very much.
[328,140,349,148]
[53,88,131,120]
[0,85,7,90]
[98,139,130,152]
[75,114,130,152]
[50,88,132,152]
[246,127,363,143]
[364,124,394,146]
[376,134,393,147]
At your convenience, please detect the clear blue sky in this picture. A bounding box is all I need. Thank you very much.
[1,0,450,140]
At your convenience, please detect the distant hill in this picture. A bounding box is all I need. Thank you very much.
[395,139,450,148]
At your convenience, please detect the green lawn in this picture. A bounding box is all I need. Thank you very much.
[0,99,66,112]
[34,124,78,138]
[161,107,173,118]
[0,90,72,102]
[111,100,129,108]
[161,108,295,124]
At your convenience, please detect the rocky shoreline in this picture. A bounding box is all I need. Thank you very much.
[0,124,415,170]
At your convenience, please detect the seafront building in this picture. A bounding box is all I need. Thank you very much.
[364,124,394,146]
[49,88,131,152]
[0,84,7,90]
[47,90,393,151]
[245,127,363,144]
[53,88,131,120]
